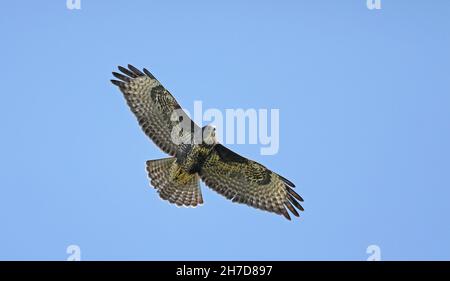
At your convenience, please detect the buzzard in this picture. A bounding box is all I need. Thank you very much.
[111,65,304,220]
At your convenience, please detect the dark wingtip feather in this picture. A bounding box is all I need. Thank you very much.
[285,201,300,217]
[112,72,131,82]
[128,64,145,76]
[287,188,304,202]
[118,65,137,78]
[281,208,291,221]
[143,68,156,79]
[280,175,295,187]
[110,79,125,87]
[287,194,304,212]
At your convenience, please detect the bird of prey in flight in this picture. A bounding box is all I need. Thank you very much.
[110,65,304,220]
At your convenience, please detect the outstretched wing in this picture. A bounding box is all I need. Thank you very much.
[111,65,199,156]
[199,144,304,220]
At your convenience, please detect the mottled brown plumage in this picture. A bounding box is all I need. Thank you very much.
[111,65,303,220]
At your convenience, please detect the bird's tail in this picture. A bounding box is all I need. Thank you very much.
[146,157,203,207]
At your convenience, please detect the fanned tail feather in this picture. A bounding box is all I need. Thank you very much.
[146,158,203,207]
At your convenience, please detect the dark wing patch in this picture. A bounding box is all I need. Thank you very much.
[199,144,303,220]
[111,65,200,156]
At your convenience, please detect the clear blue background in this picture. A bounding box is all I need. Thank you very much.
[1,1,449,260]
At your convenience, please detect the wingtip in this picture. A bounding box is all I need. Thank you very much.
[281,209,292,221]
[110,79,124,87]
[128,64,145,76]
[280,175,295,188]
[143,68,156,79]
[285,201,300,218]
[287,188,304,202]
[112,71,131,82]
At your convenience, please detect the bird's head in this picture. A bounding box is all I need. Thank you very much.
[202,125,217,145]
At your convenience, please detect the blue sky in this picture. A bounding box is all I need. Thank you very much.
[1,1,449,261]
